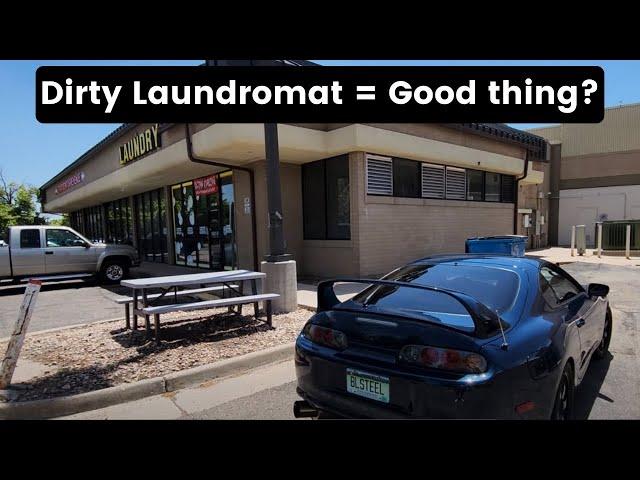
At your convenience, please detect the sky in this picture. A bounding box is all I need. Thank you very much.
[2,59,640,190]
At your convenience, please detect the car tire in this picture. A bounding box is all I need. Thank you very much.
[99,259,128,284]
[551,363,575,420]
[593,306,612,361]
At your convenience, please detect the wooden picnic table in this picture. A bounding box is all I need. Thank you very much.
[120,269,266,337]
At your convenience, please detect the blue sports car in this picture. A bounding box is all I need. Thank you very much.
[293,255,612,420]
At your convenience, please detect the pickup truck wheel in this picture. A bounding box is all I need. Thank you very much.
[100,260,128,284]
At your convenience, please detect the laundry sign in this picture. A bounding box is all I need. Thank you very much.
[119,124,160,165]
[194,174,218,196]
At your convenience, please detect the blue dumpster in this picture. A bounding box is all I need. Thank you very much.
[465,235,528,257]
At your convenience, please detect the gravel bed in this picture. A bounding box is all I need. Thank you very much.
[1,308,312,402]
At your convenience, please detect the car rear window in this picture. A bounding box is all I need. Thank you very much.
[349,263,520,331]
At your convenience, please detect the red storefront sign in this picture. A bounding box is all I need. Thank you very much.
[54,171,85,194]
[193,175,218,196]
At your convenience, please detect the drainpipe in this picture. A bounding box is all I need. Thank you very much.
[184,123,259,272]
[513,151,530,235]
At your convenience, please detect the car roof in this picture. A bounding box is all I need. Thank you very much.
[410,254,545,274]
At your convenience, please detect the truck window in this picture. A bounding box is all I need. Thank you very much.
[20,229,41,248]
[46,229,86,248]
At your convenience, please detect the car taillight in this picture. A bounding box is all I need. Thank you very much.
[302,323,348,350]
[399,345,487,374]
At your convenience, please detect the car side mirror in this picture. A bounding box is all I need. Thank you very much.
[588,283,609,298]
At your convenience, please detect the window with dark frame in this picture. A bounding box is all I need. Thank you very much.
[466,170,484,201]
[365,153,518,204]
[485,172,501,202]
[20,229,41,248]
[135,187,167,264]
[302,155,350,240]
[393,158,421,198]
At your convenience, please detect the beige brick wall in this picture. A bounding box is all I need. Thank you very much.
[352,152,514,277]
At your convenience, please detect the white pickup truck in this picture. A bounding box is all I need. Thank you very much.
[0,225,140,284]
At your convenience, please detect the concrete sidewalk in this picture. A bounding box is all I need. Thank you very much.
[62,359,297,420]
[526,247,640,266]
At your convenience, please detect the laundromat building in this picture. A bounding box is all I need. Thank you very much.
[40,121,548,278]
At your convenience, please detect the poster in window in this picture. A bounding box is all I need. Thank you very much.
[194,175,218,196]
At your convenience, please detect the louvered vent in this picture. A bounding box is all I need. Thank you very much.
[446,167,466,200]
[366,155,393,195]
[501,175,515,202]
[421,163,445,199]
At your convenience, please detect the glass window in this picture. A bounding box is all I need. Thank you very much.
[540,266,582,305]
[20,229,41,248]
[302,160,326,240]
[485,172,501,202]
[348,263,520,331]
[46,229,85,248]
[326,156,350,240]
[302,155,350,240]
[134,188,168,264]
[393,158,421,198]
[466,170,484,201]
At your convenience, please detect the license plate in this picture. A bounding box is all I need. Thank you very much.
[346,369,390,403]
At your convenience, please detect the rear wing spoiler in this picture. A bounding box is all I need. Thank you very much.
[317,278,508,339]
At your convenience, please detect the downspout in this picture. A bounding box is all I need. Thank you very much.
[184,123,259,272]
[513,150,530,235]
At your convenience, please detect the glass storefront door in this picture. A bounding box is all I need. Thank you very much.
[172,171,235,270]
[134,188,168,263]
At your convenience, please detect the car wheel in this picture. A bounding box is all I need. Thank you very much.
[551,364,575,420]
[100,260,128,284]
[593,306,612,360]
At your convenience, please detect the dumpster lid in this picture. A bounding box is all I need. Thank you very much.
[467,235,527,241]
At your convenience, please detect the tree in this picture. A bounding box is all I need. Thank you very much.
[49,214,70,227]
[0,169,41,239]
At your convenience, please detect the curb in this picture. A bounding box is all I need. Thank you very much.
[0,342,295,420]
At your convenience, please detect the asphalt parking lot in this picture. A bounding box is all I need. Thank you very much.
[194,262,640,420]
[0,278,128,338]
[3,261,640,419]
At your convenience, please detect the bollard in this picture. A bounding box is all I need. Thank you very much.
[597,223,603,258]
[570,225,576,257]
[626,224,631,260]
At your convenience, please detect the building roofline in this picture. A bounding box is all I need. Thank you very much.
[40,60,548,191]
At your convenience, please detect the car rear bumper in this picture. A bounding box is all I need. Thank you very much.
[295,337,520,419]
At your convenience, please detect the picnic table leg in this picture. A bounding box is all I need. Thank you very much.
[132,289,138,330]
[266,300,273,328]
[125,303,130,330]
[251,279,259,318]
[142,289,151,338]
[236,280,244,315]
[154,314,161,344]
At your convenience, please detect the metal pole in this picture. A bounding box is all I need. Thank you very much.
[264,123,292,262]
[597,223,603,258]
[570,226,576,257]
[626,224,631,260]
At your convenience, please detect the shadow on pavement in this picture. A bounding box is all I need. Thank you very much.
[10,312,270,401]
[110,310,271,354]
[574,352,613,420]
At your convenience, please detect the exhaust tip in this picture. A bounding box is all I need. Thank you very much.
[293,400,319,418]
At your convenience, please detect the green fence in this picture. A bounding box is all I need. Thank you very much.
[601,220,640,250]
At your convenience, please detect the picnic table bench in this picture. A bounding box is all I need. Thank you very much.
[119,270,279,343]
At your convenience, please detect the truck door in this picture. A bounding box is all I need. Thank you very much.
[11,228,46,276]
[44,228,96,273]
